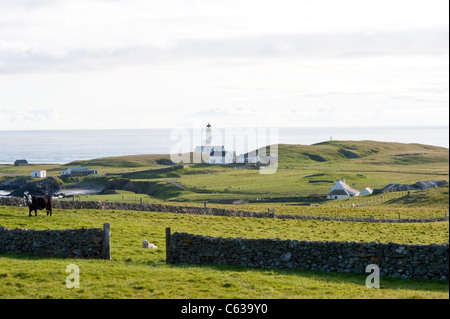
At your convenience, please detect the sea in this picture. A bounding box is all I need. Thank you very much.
[0,126,448,165]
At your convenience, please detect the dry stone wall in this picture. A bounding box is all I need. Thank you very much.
[0,225,107,259]
[0,197,447,223]
[167,232,449,280]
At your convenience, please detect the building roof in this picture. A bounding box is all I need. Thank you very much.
[329,189,350,196]
[413,180,448,189]
[332,179,360,196]
[359,187,373,194]
[383,183,409,189]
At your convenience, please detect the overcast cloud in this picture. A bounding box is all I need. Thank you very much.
[0,0,448,129]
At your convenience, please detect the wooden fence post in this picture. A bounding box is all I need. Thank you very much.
[166,227,171,263]
[102,223,111,260]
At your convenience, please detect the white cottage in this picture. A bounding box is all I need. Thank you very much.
[328,189,351,200]
[327,179,360,199]
[31,170,46,178]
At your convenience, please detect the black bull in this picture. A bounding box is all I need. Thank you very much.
[26,195,53,216]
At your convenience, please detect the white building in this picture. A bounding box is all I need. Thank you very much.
[194,123,225,153]
[236,154,246,163]
[194,123,225,154]
[236,151,260,164]
[208,150,236,164]
[327,179,360,199]
[247,153,260,164]
[194,123,237,164]
[195,145,225,153]
[328,189,351,200]
[359,187,373,196]
[61,167,98,176]
[31,170,46,178]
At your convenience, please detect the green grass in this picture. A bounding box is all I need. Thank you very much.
[57,188,449,220]
[384,185,449,208]
[319,187,449,209]
[201,203,448,220]
[1,141,448,204]
[119,141,448,202]
[0,205,448,299]
[63,153,174,169]
[63,190,163,204]
[1,141,448,298]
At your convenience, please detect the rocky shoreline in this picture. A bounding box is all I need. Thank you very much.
[0,177,103,198]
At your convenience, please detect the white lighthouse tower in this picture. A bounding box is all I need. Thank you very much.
[206,123,212,146]
[194,123,231,164]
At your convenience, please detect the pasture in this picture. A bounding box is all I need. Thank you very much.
[1,141,448,204]
[0,205,448,299]
[0,140,448,299]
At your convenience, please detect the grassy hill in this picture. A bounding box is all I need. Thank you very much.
[1,140,448,204]
[0,140,448,299]
[145,141,448,202]
[62,153,175,169]
[276,141,448,169]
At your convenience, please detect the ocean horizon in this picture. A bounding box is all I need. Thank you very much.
[0,125,448,165]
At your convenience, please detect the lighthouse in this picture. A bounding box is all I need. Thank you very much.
[194,123,230,164]
[206,123,212,146]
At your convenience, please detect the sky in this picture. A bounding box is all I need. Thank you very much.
[0,0,448,130]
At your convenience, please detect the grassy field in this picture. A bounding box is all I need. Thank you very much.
[1,141,448,203]
[0,205,448,299]
[153,141,449,202]
[0,140,448,299]
[60,187,449,220]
